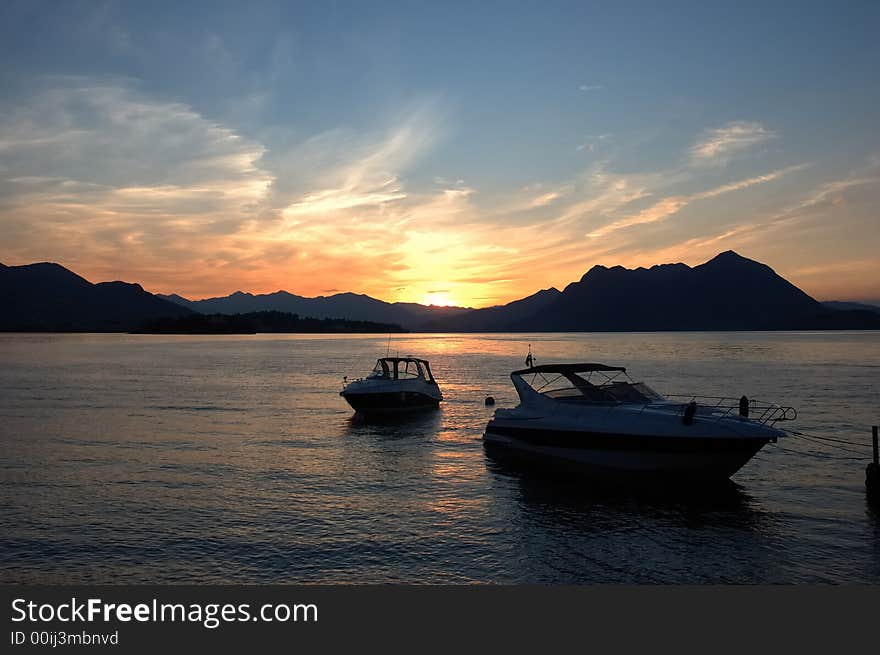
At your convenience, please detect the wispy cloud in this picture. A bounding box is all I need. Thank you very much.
[528,188,570,207]
[775,176,876,217]
[266,100,444,219]
[576,133,611,153]
[691,121,776,164]
[614,162,880,301]
[0,77,269,198]
[585,164,806,239]
[0,77,274,291]
[579,84,603,92]
[1,77,874,307]
[693,163,810,199]
[586,196,688,239]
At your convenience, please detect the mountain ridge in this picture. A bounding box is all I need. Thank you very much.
[0,262,193,331]
[3,252,879,332]
[158,288,472,330]
[419,251,880,332]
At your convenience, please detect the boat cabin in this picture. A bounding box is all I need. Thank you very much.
[366,357,438,384]
[511,362,665,404]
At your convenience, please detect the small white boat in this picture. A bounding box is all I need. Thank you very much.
[484,362,796,480]
[340,356,442,415]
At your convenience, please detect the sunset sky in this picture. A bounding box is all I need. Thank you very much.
[1,0,879,307]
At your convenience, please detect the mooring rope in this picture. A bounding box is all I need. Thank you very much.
[769,442,868,461]
[784,428,872,449]
[773,426,874,461]
[783,431,872,457]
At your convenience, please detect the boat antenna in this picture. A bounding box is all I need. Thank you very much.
[525,344,534,368]
[385,333,392,357]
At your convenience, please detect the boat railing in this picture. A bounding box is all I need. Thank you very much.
[538,388,796,425]
[663,394,798,424]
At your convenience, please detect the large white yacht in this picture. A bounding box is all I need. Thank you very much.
[340,356,442,415]
[483,362,796,479]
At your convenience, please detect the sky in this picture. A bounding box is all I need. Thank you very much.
[1,0,879,307]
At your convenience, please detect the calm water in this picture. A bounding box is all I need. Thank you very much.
[1,332,879,584]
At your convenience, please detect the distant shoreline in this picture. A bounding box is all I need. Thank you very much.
[5,254,880,333]
[2,328,878,335]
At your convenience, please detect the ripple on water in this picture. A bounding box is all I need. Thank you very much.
[1,332,879,583]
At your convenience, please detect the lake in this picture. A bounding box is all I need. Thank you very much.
[1,331,879,583]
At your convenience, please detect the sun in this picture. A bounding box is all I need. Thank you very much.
[421,291,455,307]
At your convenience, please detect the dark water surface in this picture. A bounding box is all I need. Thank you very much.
[1,332,879,583]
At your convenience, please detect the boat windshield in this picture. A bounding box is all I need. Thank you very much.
[397,359,424,380]
[598,381,665,402]
[365,358,429,381]
[522,368,666,404]
[367,359,393,379]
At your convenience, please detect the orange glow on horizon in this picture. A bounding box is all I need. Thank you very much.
[420,291,455,307]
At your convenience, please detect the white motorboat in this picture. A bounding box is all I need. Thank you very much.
[483,362,796,479]
[340,356,442,415]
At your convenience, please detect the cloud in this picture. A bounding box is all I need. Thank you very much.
[549,165,671,228]
[576,133,611,153]
[585,164,806,239]
[579,84,603,91]
[586,196,689,238]
[265,99,444,220]
[0,77,268,197]
[0,77,273,289]
[614,162,880,298]
[775,176,876,217]
[690,121,776,164]
[281,182,406,217]
[528,188,569,207]
[0,80,459,300]
[1,78,873,307]
[693,163,810,199]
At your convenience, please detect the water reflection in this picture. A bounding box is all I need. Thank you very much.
[483,443,764,525]
[341,408,444,438]
[2,332,878,583]
[481,444,784,583]
[337,409,445,486]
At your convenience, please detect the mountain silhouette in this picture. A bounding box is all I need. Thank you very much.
[528,251,820,330]
[821,300,880,314]
[4,252,878,333]
[0,262,192,331]
[133,310,408,334]
[158,289,471,331]
[421,287,562,331]
[420,251,880,331]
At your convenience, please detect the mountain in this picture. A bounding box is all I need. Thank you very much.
[421,287,562,331]
[133,311,407,334]
[528,251,821,331]
[822,301,880,314]
[5,252,878,333]
[421,251,880,332]
[158,289,471,330]
[157,292,194,307]
[0,262,193,331]
[133,311,405,334]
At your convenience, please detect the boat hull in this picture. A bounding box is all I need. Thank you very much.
[483,424,769,479]
[341,390,440,415]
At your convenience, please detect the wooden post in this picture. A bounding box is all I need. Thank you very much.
[867,426,879,504]
[873,426,879,466]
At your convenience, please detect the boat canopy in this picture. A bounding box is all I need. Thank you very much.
[376,356,432,366]
[512,363,626,376]
[510,362,665,404]
[367,356,437,383]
